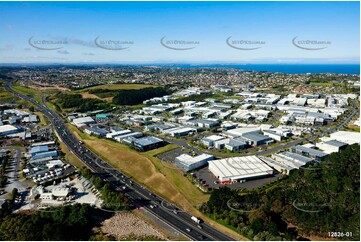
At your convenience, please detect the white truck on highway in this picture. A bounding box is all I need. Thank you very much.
[191,216,201,224]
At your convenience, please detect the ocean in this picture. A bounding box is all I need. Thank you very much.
[159,64,360,75]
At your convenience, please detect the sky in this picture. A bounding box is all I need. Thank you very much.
[0,1,359,64]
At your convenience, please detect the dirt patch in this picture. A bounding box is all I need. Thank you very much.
[100,212,166,240]
[81,92,113,102]
[28,85,70,92]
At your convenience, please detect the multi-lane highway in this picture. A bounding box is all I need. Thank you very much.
[5,81,235,241]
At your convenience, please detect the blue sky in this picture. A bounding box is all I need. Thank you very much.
[0,1,359,64]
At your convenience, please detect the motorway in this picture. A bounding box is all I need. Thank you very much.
[5,81,235,241]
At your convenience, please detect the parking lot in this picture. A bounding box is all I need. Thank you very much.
[156,147,196,163]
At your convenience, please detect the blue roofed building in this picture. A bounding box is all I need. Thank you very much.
[242,131,273,146]
[132,136,164,151]
[84,127,109,137]
[31,150,57,161]
[28,145,49,156]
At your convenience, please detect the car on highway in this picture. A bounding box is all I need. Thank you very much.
[185,228,191,233]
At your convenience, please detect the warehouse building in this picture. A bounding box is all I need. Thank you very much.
[272,152,313,169]
[31,150,57,161]
[23,114,38,123]
[316,140,348,154]
[110,126,124,133]
[114,132,143,142]
[201,135,225,147]
[259,156,295,175]
[291,145,328,161]
[84,127,109,137]
[28,145,49,156]
[0,124,21,137]
[106,129,132,139]
[95,113,110,119]
[72,117,95,127]
[328,131,360,145]
[242,131,273,146]
[162,126,197,137]
[224,138,248,151]
[189,119,220,128]
[214,138,232,150]
[132,136,164,151]
[208,156,273,184]
[175,153,214,172]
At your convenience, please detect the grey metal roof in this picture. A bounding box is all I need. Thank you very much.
[292,145,328,157]
[280,151,313,163]
[86,127,109,136]
[324,139,348,147]
[242,132,272,142]
[228,138,247,147]
[135,136,163,146]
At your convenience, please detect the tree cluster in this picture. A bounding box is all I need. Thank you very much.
[57,94,109,112]
[201,144,360,240]
[112,87,170,105]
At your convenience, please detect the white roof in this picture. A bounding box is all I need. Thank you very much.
[226,127,259,137]
[302,143,316,148]
[329,131,360,145]
[52,187,70,197]
[208,156,273,180]
[73,116,95,126]
[0,124,18,133]
[205,135,225,141]
[176,153,213,165]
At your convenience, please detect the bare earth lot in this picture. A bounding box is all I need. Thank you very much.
[100,212,166,240]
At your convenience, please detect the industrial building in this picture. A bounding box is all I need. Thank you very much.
[175,153,214,172]
[224,138,248,151]
[28,145,49,156]
[208,156,274,183]
[263,129,285,141]
[327,131,360,145]
[201,135,225,147]
[114,132,143,142]
[188,119,220,129]
[162,126,197,137]
[272,151,313,169]
[242,131,273,146]
[84,127,109,137]
[22,114,38,123]
[106,129,132,139]
[290,145,328,162]
[31,150,58,161]
[0,124,21,137]
[316,140,348,154]
[72,117,95,127]
[259,156,295,175]
[132,136,164,151]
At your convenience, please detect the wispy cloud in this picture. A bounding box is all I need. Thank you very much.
[57,50,70,55]
[49,36,96,48]
[0,44,14,51]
